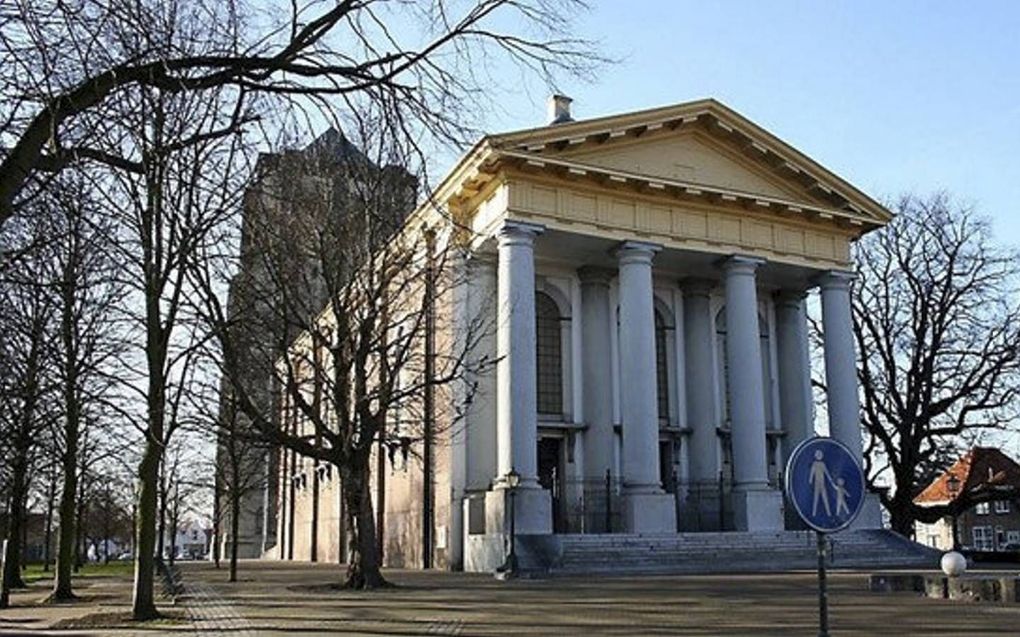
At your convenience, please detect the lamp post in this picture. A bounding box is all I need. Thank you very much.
[498,468,521,579]
[946,473,961,551]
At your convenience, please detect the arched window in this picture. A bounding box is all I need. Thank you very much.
[715,308,771,426]
[654,309,669,420]
[536,292,563,416]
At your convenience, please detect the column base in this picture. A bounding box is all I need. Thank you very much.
[849,493,884,530]
[484,487,552,536]
[622,491,677,534]
[732,488,784,531]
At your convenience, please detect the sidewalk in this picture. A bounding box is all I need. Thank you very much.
[0,563,187,636]
[3,560,1017,635]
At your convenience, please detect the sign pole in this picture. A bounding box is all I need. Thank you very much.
[785,437,865,637]
[816,531,829,637]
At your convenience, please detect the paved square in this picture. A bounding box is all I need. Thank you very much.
[2,561,1017,635]
[175,561,1016,636]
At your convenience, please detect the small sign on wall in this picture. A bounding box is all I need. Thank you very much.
[436,525,447,550]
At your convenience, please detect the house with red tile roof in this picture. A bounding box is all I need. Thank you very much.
[914,447,1020,552]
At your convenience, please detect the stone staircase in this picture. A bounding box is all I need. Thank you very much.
[513,529,940,576]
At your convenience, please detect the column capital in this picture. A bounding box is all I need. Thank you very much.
[774,288,808,307]
[577,265,615,286]
[613,240,662,265]
[814,269,856,291]
[719,254,766,276]
[496,221,545,247]
[680,277,715,297]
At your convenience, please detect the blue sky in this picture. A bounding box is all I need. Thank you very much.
[473,1,1020,241]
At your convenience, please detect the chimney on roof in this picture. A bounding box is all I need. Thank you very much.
[547,94,573,125]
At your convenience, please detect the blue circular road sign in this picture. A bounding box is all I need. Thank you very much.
[784,437,865,533]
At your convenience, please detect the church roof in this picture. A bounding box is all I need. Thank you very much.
[914,447,1020,506]
[485,98,892,226]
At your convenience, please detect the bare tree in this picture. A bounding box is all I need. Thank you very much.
[0,0,596,230]
[37,174,124,602]
[0,219,55,608]
[851,193,1020,534]
[86,83,247,619]
[2,0,597,614]
[213,392,270,582]
[193,127,489,588]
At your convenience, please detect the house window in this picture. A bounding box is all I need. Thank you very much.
[1007,530,1020,546]
[975,502,990,515]
[994,500,1010,514]
[536,292,563,416]
[973,526,994,551]
[654,309,669,420]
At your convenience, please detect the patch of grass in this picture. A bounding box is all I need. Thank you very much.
[21,560,135,584]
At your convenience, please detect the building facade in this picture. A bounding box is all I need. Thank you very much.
[275,98,891,571]
[915,447,1020,552]
[216,129,414,560]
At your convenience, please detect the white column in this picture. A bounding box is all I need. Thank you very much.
[818,271,882,528]
[616,242,676,533]
[722,256,769,490]
[495,221,543,487]
[817,271,863,461]
[721,256,783,531]
[774,290,813,462]
[483,221,552,543]
[579,267,614,480]
[616,242,663,493]
[681,278,721,529]
[682,279,717,481]
[579,266,615,532]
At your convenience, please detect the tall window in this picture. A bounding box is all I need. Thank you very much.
[715,308,772,426]
[536,292,563,416]
[655,309,669,420]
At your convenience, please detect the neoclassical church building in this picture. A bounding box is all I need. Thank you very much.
[275,97,913,572]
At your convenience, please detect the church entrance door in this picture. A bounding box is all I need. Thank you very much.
[537,437,566,533]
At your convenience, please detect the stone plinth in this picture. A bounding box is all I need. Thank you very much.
[870,572,1020,603]
[732,489,784,531]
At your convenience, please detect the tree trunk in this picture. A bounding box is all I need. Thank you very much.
[3,452,29,591]
[53,254,82,594]
[157,468,166,567]
[212,474,221,569]
[43,474,55,572]
[132,440,162,620]
[341,463,387,589]
[73,484,86,572]
[0,459,29,607]
[888,490,915,537]
[51,422,80,600]
[229,487,240,583]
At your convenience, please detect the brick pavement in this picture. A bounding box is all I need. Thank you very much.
[174,560,1020,636]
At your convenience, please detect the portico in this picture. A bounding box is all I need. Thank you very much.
[455,98,892,568]
[479,220,871,537]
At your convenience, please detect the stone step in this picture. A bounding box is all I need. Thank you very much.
[513,529,940,576]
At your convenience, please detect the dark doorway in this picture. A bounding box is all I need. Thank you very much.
[659,440,676,493]
[537,437,565,533]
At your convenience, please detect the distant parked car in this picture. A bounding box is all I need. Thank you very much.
[117,552,133,561]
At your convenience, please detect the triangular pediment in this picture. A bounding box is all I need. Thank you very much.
[487,99,893,226]
[560,130,814,204]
